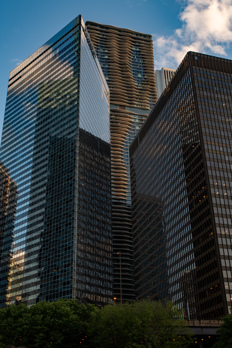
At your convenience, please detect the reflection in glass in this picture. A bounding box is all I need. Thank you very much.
[0,15,112,307]
[0,162,18,306]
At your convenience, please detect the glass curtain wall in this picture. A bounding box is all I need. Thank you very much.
[0,15,112,306]
[130,52,232,319]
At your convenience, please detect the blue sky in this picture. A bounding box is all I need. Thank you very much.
[1,0,232,141]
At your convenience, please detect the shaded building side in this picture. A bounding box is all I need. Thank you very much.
[130,52,232,319]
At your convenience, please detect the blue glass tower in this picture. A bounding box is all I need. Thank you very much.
[0,15,112,306]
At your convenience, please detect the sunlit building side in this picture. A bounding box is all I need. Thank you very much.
[155,67,176,98]
[0,161,18,306]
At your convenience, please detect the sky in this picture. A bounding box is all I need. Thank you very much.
[1,0,232,141]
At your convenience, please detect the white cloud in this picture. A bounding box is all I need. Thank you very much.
[154,0,232,69]
[10,58,23,66]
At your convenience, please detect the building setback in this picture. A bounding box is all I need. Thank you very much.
[0,15,112,306]
[86,21,157,302]
[130,52,232,319]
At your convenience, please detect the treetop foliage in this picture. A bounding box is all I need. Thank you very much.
[0,299,193,348]
[213,314,232,348]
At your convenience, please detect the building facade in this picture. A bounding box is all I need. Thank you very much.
[130,52,232,319]
[0,162,18,306]
[155,67,176,98]
[0,15,112,306]
[86,21,157,302]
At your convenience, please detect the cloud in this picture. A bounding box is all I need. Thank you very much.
[11,58,23,66]
[154,0,232,69]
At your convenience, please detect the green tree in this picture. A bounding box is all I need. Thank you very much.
[0,299,193,348]
[88,301,193,348]
[0,303,29,348]
[213,315,232,348]
[0,299,95,348]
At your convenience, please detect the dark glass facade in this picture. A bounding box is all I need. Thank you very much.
[130,52,232,319]
[0,15,112,306]
[86,21,157,302]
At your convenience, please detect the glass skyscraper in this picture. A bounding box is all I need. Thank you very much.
[130,52,232,319]
[0,15,112,306]
[86,21,157,302]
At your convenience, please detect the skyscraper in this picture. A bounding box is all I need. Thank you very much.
[130,52,232,319]
[0,15,112,306]
[86,21,157,302]
[155,67,176,98]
